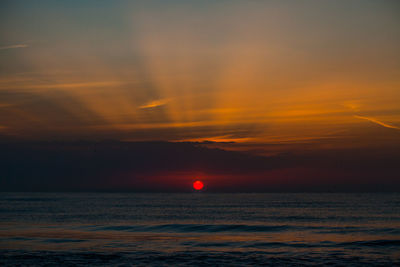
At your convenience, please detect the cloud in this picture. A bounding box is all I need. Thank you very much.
[139,99,170,109]
[0,103,13,108]
[343,100,361,112]
[0,44,29,50]
[354,115,400,130]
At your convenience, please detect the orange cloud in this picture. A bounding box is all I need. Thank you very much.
[354,115,400,130]
[0,44,29,50]
[138,99,170,109]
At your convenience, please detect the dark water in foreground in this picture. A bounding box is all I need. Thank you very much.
[1,193,400,266]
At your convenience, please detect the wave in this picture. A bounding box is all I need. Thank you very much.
[340,240,400,247]
[244,240,400,248]
[315,227,400,235]
[95,224,292,233]
[41,239,86,243]
[87,224,400,235]
[1,250,399,266]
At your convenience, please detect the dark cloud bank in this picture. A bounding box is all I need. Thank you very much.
[1,140,399,192]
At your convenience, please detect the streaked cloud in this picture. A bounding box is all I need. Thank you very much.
[343,100,362,112]
[0,44,29,50]
[0,103,13,108]
[139,99,170,109]
[173,135,253,143]
[354,115,400,130]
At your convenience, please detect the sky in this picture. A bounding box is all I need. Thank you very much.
[1,1,400,191]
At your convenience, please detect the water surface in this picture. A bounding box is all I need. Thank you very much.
[1,193,400,266]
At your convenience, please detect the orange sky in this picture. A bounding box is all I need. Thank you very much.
[1,1,399,154]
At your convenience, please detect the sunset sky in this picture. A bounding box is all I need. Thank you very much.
[1,1,399,191]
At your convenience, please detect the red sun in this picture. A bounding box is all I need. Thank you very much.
[193,180,204,190]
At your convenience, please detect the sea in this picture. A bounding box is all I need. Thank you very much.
[1,193,400,266]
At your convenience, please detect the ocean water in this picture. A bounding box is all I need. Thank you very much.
[1,193,400,266]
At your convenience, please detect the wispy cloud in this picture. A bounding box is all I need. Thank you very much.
[0,103,13,108]
[139,99,170,109]
[343,100,362,112]
[0,44,29,50]
[354,115,400,130]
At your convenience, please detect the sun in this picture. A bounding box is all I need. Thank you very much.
[193,180,204,190]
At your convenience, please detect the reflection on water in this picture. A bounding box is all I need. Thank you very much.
[1,193,400,266]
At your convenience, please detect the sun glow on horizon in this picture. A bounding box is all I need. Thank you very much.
[193,180,204,190]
